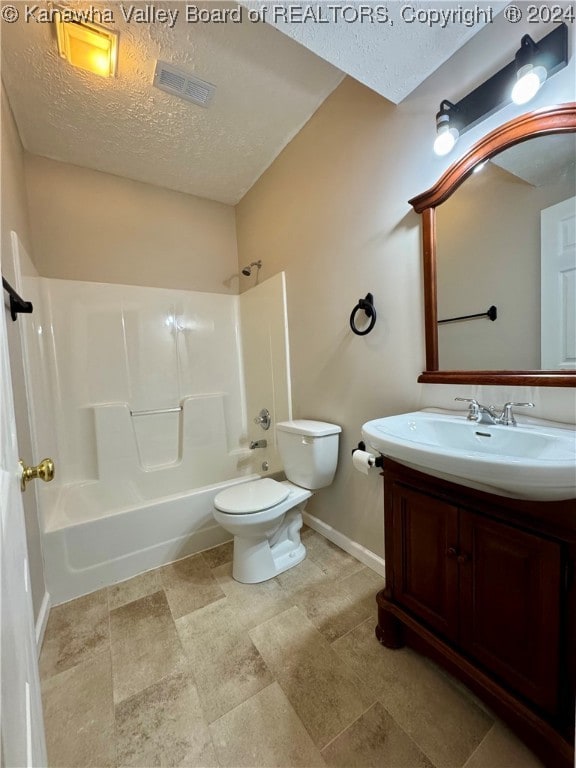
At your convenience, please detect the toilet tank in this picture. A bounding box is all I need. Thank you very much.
[276,420,341,490]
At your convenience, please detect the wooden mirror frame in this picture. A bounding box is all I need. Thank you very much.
[409,103,576,387]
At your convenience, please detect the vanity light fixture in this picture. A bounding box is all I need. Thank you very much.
[511,35,548,105]
[55,16,119,78]
[433,23,568,156]
[433,101,460,156]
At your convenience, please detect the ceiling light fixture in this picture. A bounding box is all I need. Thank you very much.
[55,15,118,78]
[433,23,567,156]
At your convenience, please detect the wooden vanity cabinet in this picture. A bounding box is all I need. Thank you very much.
[377,458,576,768]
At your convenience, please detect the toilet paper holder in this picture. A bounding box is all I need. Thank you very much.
[352,441,383,468]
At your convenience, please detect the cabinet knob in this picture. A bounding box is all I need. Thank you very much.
[447,547,458,558]
[457,553,470,565]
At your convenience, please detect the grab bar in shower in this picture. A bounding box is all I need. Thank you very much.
[130,406,182,417]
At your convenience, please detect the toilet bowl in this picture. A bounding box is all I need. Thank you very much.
[213,420,341,583]
[213,479,311,583]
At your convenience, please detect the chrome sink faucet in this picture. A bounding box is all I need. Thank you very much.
[455,398,534,426]
[455,398,496,424]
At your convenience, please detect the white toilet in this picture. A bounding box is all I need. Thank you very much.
[213,420,341,583]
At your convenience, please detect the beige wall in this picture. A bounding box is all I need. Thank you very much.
[237,77,423,553]
[24,155,239,293]
[1,88,32,259]
[1,84,47,621]
[236,13,576,556]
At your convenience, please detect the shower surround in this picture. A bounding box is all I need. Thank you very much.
[19,271,291,603]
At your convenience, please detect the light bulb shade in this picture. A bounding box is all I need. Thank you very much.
[56,18,118,77]
[433,125,459,156]
[511,63,547,105]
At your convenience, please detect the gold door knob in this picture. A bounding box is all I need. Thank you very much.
[19,458,55,492]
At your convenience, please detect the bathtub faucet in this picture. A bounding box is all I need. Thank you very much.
[249,439,267,449]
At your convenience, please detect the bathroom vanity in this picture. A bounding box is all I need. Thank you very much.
[370,102,576,766]
[376,458,576,768]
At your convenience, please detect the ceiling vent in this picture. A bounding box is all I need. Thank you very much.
[153,61,216,108]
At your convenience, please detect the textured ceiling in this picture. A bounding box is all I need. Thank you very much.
[242,1,497,104]
[2,1,493,204]
[1,1,344,204]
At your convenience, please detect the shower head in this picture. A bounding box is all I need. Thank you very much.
[241,260,262,277]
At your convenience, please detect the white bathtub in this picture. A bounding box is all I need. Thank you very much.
[43,475,259,605]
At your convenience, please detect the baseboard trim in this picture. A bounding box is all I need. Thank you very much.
[302,512,385,577]
[35,591,51,656]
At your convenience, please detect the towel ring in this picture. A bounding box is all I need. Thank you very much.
[350,293,376,336]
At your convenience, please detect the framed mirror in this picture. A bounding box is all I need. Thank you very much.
[410,103,576,387]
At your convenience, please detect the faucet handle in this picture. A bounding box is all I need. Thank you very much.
[499,402,535,426]
[455,397,479,420]
[253,408,271,431]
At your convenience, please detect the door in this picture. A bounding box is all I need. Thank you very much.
[459,510,562,716]
[0,268,47,763]
[541,196,576,369]
[391,482,460,642]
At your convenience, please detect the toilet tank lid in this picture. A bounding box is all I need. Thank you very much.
[276,420,342,437]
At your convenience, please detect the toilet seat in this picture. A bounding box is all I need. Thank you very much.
[214,478,290,514]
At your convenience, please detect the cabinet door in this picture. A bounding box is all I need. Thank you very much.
[391,483,460,641]
[459,510,562,715]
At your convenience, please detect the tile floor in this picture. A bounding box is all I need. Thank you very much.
[40,527,544,768]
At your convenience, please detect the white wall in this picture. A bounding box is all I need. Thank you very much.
[1,85,48,624]
[18,271,292,532]
[24,155,239,293]
[37,280,246,501]
[239,272,293,475]
[236,13,576,557]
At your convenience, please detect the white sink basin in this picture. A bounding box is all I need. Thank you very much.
[361,410,576,501]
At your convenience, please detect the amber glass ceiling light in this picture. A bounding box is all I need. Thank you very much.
[55,16,118,78]
[433,23,568,156]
